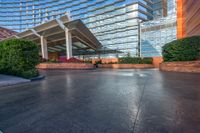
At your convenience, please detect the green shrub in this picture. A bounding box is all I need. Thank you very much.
[48,59,61,63]
[84,60,92,64]
[20,69,39,79]
[162,36,200,62]
[107,62,117,64]
[119,57,153,64]
[0,39,39,78]
[95,60,102,64]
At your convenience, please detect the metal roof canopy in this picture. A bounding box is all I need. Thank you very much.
[8,15,102,52]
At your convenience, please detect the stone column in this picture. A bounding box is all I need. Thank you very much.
[65,28,72,59]
[40,36,48,59]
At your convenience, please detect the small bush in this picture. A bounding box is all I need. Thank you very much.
[84,60,92,64]
[95,60,102,64]
[20,69,39,79]
[0,39,39,78]
[40,57,48,63]
[119,57,152,64]
[48,59,61,63]
[107,62,117,64]
[162,36,200,62]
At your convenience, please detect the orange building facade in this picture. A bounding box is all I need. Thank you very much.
[177,0,200,38]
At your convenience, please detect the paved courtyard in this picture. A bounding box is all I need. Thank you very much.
[0,69,200,133]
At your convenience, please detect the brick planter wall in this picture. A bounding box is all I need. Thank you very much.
[98,64,154,69]
[152,57,163,68]
[92,57,163,67]
[92,58,119,64]
[37,63,94,70]
[160,61,200,73]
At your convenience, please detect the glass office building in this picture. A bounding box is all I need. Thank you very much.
[0,0,177,57]
[141,0,177,57]
[0,0,153,57]
[152,0,167,18]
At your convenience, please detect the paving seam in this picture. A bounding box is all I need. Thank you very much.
[132,74,149,132]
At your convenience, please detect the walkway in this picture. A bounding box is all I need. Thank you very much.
[0,74,30,87]
[0,69,200,133]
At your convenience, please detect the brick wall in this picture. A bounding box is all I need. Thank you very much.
[37,63,94,70]
[160,61,200,73]
[98,64,154,69]
[152,57,163,68]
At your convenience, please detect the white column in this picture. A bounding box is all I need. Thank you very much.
[65,28,72,59]
[40,36,48,59]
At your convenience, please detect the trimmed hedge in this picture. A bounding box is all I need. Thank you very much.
[162,36,200,62]
[119,57,153,64]
[0,39,39,79]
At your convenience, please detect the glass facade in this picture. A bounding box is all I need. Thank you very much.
[141,0,177,57]
[151,0,176,19]
[152,0,165,18]
[0,0,153,57]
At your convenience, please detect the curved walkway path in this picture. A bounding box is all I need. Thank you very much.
[0,69,200,133]
[0,74,30,87]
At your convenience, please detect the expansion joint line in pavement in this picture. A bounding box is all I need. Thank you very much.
[132,75,149,132]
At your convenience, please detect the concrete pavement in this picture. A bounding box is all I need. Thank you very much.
[0,69,200,133]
